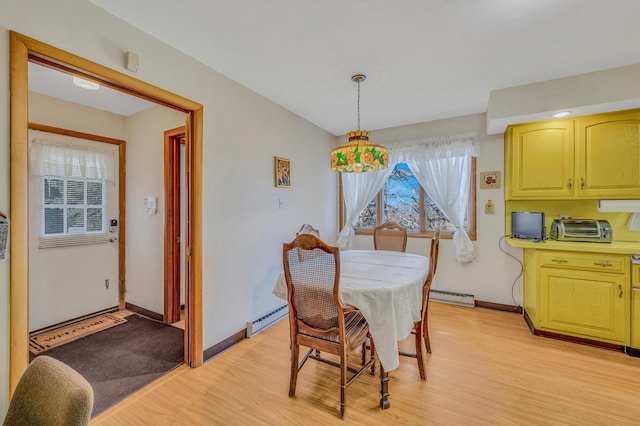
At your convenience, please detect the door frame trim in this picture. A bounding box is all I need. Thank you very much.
[9,31,204,394]
[164,126,185,324]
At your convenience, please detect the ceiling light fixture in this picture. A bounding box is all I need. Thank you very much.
[550,110,571,118]
[72,76,100,90]
[331,74,388,173]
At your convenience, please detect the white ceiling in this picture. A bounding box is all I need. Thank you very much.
[28,62,155,116]
[46,1,640,134]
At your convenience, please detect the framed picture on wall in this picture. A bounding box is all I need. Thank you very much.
[480,171,501,189]
[275,157,291,188]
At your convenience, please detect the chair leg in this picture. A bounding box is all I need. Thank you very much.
[414,321,426,380]
[289,343,299,397]
[340,350,347,419]
[369,335,376,375]
[423,312,432,354]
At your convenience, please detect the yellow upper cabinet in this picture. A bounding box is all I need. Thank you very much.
[505,109,640,200]
[505,120,575,199]
[576,111,640,198]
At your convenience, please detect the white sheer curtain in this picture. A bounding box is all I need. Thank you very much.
[388,133,479,263]
[336,166,394,249]
[30,138,115,180]
[336,132,479,261]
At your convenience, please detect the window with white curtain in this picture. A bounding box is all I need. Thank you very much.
[353,161,473,235]
[31,137,115,248]
[338,133,479,263]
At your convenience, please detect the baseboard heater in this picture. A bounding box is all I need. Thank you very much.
[430,289,475,307]
[246,303,288,338]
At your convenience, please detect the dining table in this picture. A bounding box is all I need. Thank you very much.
[272,249,430,409]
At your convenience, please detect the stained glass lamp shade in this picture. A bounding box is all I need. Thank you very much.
[331,74,388,173]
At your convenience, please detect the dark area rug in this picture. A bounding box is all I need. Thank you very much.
[31,313,184,417]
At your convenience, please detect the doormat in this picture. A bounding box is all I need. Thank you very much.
[29,311,131,355]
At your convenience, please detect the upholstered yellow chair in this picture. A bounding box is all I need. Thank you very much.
[399,226,441,379]
[373,221,407,252]
[283,233,375,419]
[3,355,94,426]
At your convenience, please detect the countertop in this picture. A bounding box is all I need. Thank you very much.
[506,238,640,254]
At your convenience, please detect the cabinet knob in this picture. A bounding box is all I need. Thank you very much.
[594,262,612,267]
[619,284,623,298]
[552,259,568,263]
[581,178,585,190]
[567,179,572,190]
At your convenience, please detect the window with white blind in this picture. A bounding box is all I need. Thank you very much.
[31,137,115,248]
[43,176,105,235]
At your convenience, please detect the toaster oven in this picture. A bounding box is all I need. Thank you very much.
[549,219,612,243]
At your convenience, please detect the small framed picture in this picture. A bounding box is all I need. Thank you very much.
[274,157,290,188]
[480,171,501,189]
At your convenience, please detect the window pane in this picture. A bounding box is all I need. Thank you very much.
[424,196,469,232]
[424,196,456,232]
[383,163,420,231]
[67,208,85,232]
[67,180,85,205]
[87,181,103,206]
[87,208,103,232]
[354,198,377,229]
[44,178,64,205]
[44,208,64,234]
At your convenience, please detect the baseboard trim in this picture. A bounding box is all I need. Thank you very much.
[125,303,164,322]
[626,347,640,357]
[522,309,623,352]
[203,329,246,362]
[30,306,119,336]
[474,300,522,314]
[523,309,537,335]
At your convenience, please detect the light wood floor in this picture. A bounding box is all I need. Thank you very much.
[90,302,640,425]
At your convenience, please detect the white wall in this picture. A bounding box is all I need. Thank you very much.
[351,113,524,306]
[0,0,338,415]
[124,105,184,314]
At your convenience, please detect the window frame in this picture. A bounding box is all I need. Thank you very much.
[340,157,477,240]
[42,175,107,237]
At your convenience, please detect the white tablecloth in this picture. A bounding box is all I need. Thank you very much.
[273,249,429,371]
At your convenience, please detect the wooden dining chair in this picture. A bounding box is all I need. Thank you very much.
[296,223,320,237]
[283,233,376,419]
[373,221,407,252]
[399,226,441,380]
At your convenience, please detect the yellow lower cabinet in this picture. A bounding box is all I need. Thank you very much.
[539,267,629,344]
[632,288,640,348]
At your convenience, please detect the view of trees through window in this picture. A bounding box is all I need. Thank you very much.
[354,163,465,233]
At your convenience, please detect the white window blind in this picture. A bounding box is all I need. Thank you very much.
[30,137,115,248]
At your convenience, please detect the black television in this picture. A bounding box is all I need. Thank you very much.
[511,211,546,241]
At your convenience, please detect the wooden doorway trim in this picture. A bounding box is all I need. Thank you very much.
[9,32,204,394]
[164,126,185,324]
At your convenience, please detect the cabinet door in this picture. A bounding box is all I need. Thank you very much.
[632,287,640,348]
[539,268,628,344]
[506,120,575,199]
[576,111,640,198]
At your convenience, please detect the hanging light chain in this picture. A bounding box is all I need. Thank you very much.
[356,77,361,130]
[351,74,366,131]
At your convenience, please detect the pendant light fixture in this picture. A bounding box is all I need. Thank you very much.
[331,74,388,173]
